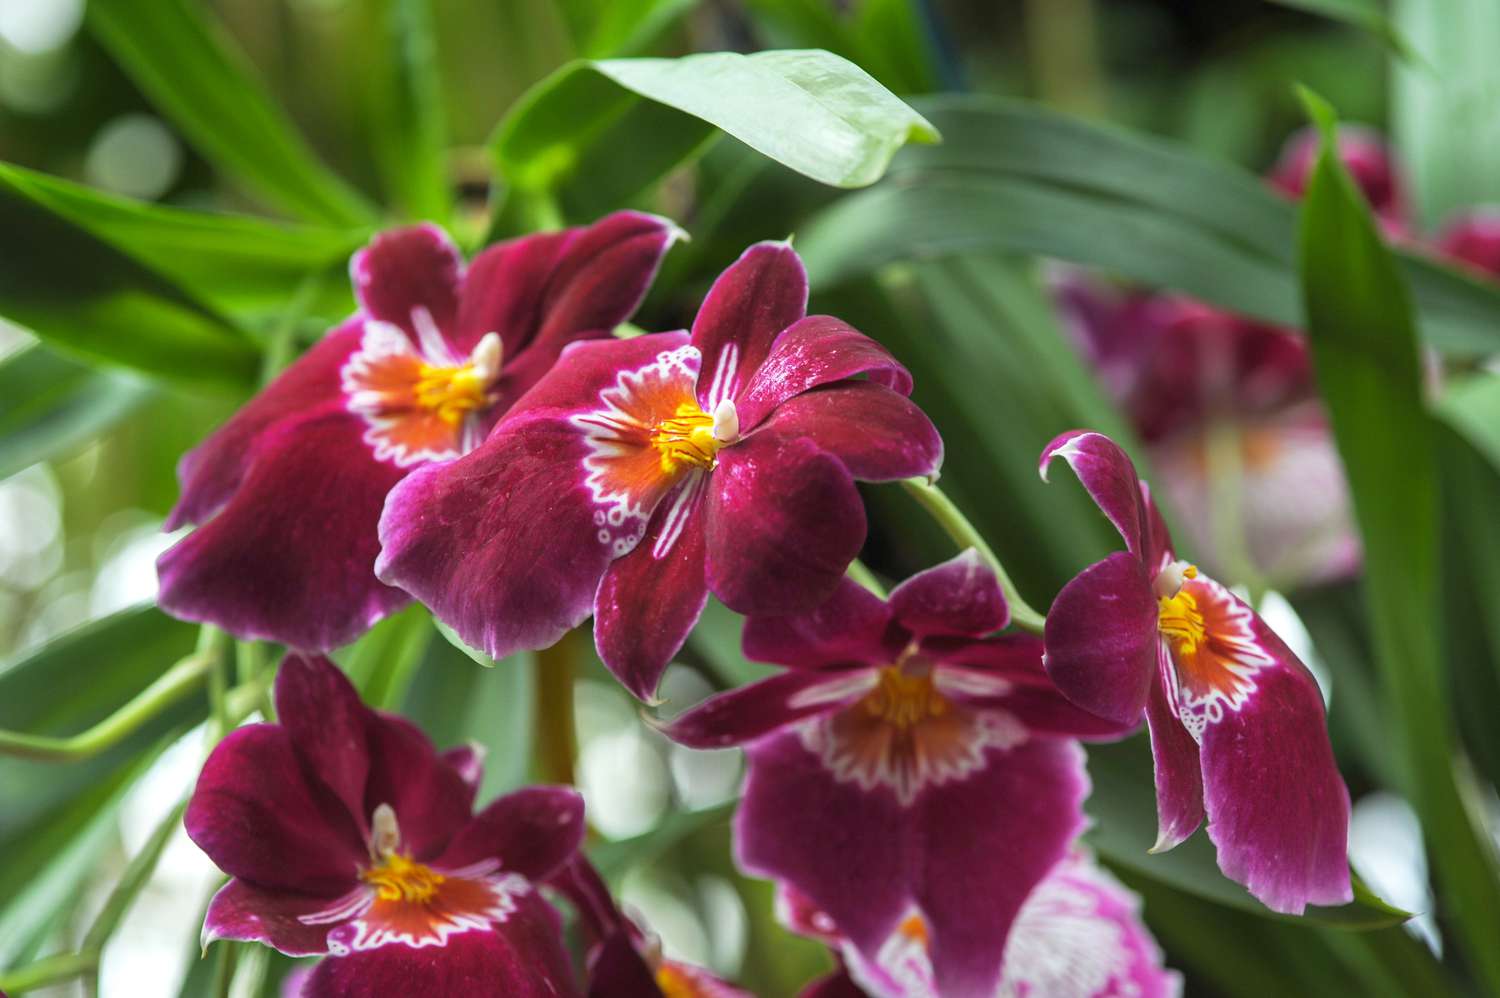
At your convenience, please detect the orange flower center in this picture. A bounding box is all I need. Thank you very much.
[412,360,491,428]
[651,402,721,475]
[361,851,446,905]
[863,666,949,730]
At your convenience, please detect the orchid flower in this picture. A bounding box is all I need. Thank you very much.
[1436,209,1500,279]
[549,856,752,998]
[1040,430,1352,914]
[185,655,585,997]
[158,214,680,651]
[376,241,942,700]
[657,551,1131,996]
[786,849,1181,998]
[1268,124,1408,236]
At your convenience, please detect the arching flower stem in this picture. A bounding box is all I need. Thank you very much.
[899,477,1047,634]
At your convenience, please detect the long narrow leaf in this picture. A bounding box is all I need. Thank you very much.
[87,0,376,226]
[797,97,1500,357]
[1297,89,1500,989]
[0,346,153,480]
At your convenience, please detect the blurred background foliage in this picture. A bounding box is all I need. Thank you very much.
[2,0,1499,995]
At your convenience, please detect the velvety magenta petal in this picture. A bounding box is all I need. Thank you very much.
[798,969,868,998]
[202,878,344,956]
[1039,430,1151,558]
[1140,479,1176,576]
[443,743,487,797]
[167,322,363,530]
[439,787,585,883]
[705,434,865,616]
[350,223,463,345]
[1001,850,1182,998]
[361,711,475,861]
[1437,208,1500,279]
[736,315,913,430]
[585,932,660,998]
[500,331,692,424]
[186,725,366,894]
[736,731,912,963]
[741,578,897,669]
[753,382,943,483]
[1042,552,1158,724]
[593,478,710,701]
[691,241,808,410]
[273,656,374,834]
[375,420,610,662]
[303,892,581,998]
[158,409,410,651]
[888,549,1008,638]
[1145,648,1204,853]
[656,668,874,749]
[1197,626,1352,914]
[458,212,680,387]
[914,738,1089,997]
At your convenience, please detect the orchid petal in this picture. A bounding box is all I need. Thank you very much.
[705,433,865,616]
[657,669,876,750]
[350,223,464,348]
[1145,646,1204,853]
[593,477,710,702]
[186,725,366,894]
[158,409,410,651]
[1042,551,1158,725]
[1039,430,1151,558]
[438,787,585,883]
[303,893,580,998]
[887,549,1007,638]
[691,241,808,411]
[736,315,912,430]
[273,656,374,833]
[754,382,943,483]
[362,712,480,861]
[202,878,346,957]
[741,578,897,669]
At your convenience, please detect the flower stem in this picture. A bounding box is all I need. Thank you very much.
[846,558,887,598]
[534,631,582,786]
[0,650,216,761]
[900,478,1047,634]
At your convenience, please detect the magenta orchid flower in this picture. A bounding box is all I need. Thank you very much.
[158,213,680,651]
[549,856,751,998]
[658,551,1131,997]
[1437,209,1500,279]
[786,848,1181,998]
[1040,430,1352,914]
[185,655,585,997]
[376,240,943,700]
[1269,124,1408,236]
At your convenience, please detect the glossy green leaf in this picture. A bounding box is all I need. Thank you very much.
[0,345,153,480]
[797,97,1500,357]
[0,162,364,322]
[0,607,200,837]
[335,603,435,711]
[353,0,452,222]
[1393,0,1500,228]
[86,0,376,226]
[493,49,938,224]
[1266,0,1417,61]
[1437,374,1500,474]
[744,0,937,94]
[0,183,260,390]
[1298,89,1500,987]
[0,737,176,970]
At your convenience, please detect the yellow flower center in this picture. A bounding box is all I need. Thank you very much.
[413,361,491,428]
[864,665,949,730]
[651,403,722,474]
[362,852,446,904]
[655,964,700,998]
[1157,563,1206,657]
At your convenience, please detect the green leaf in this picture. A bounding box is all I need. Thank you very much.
[353,0,453,222]
[0,345,153,480]
[1297,88,1500,987]
[0,182,261,390]
[745,0,938,94]
[589,802,733,878]
[796,96,1500,357]
[1266,0,1419,61]
[493,49,938,223]
[0,162,363,322]
[0,737,176,969]
[335,603,435,710]
[1436,373,1500,473]
[1086,738,1409,929]
[1393,0,1500,229]
[0,607,200,837]
[567,0,699,57]
[86,0,376,226]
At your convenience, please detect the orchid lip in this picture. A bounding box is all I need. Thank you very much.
[1153,559,1197,600]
